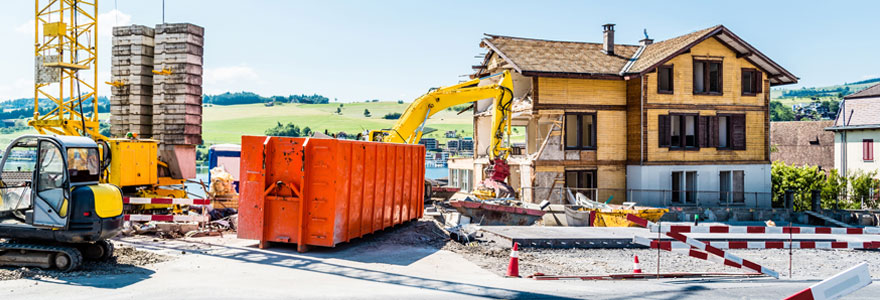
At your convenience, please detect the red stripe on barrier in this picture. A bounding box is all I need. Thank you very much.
[723,260,742,268]
[710,226,729,233]
[847,228,863,234]
[151,198,173,204]
[815,227,831,234]
[831,242,848,249]
[801,241,815,248]
[783,227,799,234]
[151,215,174,222]
[766,241,785,248]
[670,225,691,233]
[728,241,748,249]
[626,214,648,227]
[747,226,765,234]
[690,250,708,260]
[783,289,815,300]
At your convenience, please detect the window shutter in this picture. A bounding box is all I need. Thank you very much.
[698,116,709,148]
[731,114,746,150]
[755,70,763,93]
[710,116,719,147]
[659,115,670,147]
[741,70,748,94]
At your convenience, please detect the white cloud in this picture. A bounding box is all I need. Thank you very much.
[203,65,262,94]
[97,9,132,38]
[0,77,35,100]
[14,20,34,35]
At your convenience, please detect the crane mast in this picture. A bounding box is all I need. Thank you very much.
[30,0,104,140]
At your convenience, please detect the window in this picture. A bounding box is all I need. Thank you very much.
[565,113,596,150]
[660,114,698,149]
[37,141,67,215]
[865,139,875,161]
[693,59,723,94]
[672,171,697,203]
[741,68,762,96]
[720,170,744,203]
[565,170,597,201]
[718,116,730,148]
[658,65,674,94]
[68,148,100,183]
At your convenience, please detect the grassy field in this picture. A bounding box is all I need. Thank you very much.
[202,101,472,145]
[0,102,474,150]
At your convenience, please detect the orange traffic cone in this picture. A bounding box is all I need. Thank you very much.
[633,255,642,274]
[506,242,520,277]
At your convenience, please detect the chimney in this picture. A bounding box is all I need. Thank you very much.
[602,24,615,55]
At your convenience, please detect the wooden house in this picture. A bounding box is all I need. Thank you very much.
[449,24,797,207]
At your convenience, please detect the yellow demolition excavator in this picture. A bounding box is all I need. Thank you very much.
[0,0,189,271]
[369,70,516,199]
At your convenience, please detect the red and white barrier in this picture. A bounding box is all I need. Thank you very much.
[124,214,209,222]
[784,262,872,300]
[640,222,880,236]
[640,239,880,250]
[628,215,779,278]
[530,272,763,281]
[124,197,211,205]
[633,236,774,276]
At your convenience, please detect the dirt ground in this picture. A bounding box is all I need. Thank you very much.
[0,243,172,281]
[360,216,880,280]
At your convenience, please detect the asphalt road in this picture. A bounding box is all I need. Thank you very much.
[0,236,878,299]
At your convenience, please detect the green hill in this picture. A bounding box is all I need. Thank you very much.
[771,77,880,106]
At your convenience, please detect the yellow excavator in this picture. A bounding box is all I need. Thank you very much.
[0,0,188,271]
[369,70,516,199]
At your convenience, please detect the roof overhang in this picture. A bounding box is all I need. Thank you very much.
[634,26,798,87]
[825,125,880,131]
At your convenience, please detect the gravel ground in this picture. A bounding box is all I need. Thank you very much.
[0,241,172,281]
[386,216,880,280]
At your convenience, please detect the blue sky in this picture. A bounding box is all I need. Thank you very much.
[1,0,878,102]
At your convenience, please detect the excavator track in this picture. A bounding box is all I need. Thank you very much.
[0,242,83,272]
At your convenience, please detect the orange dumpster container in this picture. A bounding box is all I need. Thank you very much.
[237,136,425,252]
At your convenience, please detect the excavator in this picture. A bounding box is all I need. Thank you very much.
[368,70,516,199]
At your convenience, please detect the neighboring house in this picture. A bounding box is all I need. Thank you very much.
[826,83,880,176]
[450,24,797,207]
[418,138,439,151]
[770,121,834,170]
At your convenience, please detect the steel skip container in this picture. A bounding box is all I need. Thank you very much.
[237,136,425,252]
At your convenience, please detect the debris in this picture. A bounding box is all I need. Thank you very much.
[0,243,171,281]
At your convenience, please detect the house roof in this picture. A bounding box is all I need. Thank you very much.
[844,83,880,99]
[480,35,641,76]
[770,121,834,169]
[830,96,880,129]
[477,25,798,86]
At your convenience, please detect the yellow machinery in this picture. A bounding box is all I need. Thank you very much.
[28,0,186,199]
[369,71,516,200]
[369,70,515,160]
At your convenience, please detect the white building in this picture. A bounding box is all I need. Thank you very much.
[827,84,880,177]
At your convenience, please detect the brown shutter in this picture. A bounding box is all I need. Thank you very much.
[741,69,748,94]
[710,116,719,147]
[731,114,746,150]
[755,70,763,93]
[698,116,709,148]
[659,115,670,147]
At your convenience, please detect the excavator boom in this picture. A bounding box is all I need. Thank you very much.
[370,70,515,160]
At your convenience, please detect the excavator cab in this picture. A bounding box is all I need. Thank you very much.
[0,135,123,271]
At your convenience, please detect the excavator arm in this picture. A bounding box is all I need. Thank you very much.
[369,70,515,160]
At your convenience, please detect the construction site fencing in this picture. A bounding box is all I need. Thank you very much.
[518,187,772,208]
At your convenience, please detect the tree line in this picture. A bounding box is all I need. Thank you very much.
[204,92,330,105]
[0,96,109,124]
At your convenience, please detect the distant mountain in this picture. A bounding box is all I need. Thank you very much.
[771,77,880,100]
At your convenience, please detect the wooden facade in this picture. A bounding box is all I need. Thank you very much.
[461,25,795,205]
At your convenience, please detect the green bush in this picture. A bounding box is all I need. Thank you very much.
[383,112,402,120]
[772,161,879,210]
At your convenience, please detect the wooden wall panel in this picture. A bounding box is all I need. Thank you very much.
[645,109,767,162]
[644,38,766,107]
[538,77,627,105]
[597,110,627,161]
